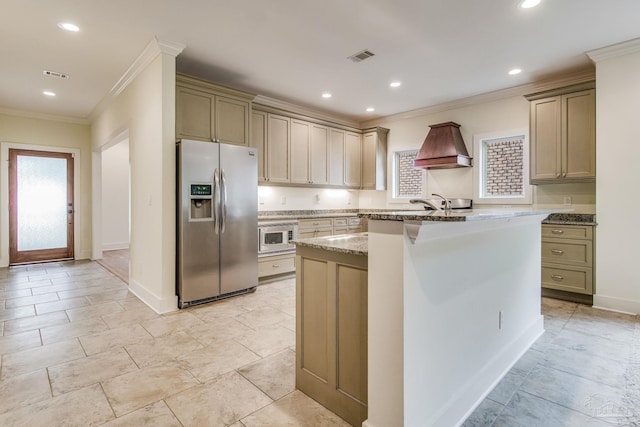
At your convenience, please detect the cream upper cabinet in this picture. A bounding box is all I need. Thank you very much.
[344,132,362,188]
[290,119,311,184]
[310,124,329,185]
[329,129,345,186]
[266,113,290,183]
[526,83,595,183]
[361,127,388,190]
[176,74,253,146]
[250,111,267,183]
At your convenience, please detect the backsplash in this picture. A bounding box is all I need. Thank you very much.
[258,186,359,211]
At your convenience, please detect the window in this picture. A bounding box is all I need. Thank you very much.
[391,149,425,201]
[473,130,531,204]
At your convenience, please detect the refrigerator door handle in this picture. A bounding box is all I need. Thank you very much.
[213,168,220,235]
[221,169,227,233]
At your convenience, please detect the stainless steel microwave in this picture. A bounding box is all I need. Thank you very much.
[258,222,298,254]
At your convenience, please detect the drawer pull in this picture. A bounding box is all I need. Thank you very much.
[551,249,564,255]
[551,229,564,234]
[313,222,319,225]
[551,274,564,281]
[272,264,280,268]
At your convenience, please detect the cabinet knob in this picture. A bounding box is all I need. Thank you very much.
[551,249,564,255]
[551,229,564,234]
[562,172,567,177]
[551,275,564,281]
[272,264,280,268]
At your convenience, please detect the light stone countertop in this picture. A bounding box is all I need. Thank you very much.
[359,207,571,222]
[292,233,368,256]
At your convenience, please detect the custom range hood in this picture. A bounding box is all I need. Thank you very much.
[414,121,472,169]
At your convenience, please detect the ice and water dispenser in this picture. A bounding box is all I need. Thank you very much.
[189,184,213,221]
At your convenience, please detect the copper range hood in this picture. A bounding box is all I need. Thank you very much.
[414,121,472,169]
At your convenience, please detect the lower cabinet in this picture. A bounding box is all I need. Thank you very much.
[541,224,595,302]
[296,246,368,427]
[258,253,295,280]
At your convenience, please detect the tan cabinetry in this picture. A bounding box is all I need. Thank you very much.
[266,113,291,183]
[251,111,267,182]
[310,124,329,185]
[361,127,388,190]
[176,74,253,146]
[298,218,333,239]
[333,217,364,235]
[541,224,594,298]
[296,246,368,427]
[344,132,362,188]
[258,253,296,279]
[526,83,595,184]
[329,129,346,186]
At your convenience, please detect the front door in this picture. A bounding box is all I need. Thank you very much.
[9,149,74,264]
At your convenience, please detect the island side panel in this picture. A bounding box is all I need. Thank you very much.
[365,220,405,427]
[403,216,544,427]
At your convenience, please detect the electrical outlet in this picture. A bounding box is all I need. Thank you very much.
[347,196,352,205]
[314,194,320,204]
[563,196,572,205]
[280,196,286,205]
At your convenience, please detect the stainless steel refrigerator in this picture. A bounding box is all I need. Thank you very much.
[176,139,258,308]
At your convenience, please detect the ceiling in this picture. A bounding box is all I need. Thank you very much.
[2,0,639,123]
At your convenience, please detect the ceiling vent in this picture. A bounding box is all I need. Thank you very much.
[43,70,70,79]
[348,49,375,63]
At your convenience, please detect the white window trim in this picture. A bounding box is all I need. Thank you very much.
[389,149,427,203]
[472,129,532,205]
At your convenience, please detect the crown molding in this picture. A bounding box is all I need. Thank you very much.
[110,37,186,97]
[360,68,595,128]
[253,95,361,129]
[587,37,640,63]
[0,107,89,125]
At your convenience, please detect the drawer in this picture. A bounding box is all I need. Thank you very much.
[333,226,349,235]
[258,254,295,277]
[333,218,348,226]
[541,238,592,267]
[541,264,592,294]
[298,218,333,230]
[542,224,592,240]
[349,226,363,234]
[348,217,361,226]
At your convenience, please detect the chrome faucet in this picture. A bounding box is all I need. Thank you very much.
[409,198,442,211]
[431,193,451,213]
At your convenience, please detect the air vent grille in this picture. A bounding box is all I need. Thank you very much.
[348,49,375,63]
[43,70,70,79]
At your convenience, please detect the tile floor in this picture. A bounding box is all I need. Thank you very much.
[1,260,638,426]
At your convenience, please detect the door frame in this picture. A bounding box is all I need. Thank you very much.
[0,142,81,267]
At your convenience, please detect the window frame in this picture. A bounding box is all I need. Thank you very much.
[472,129,532,205]
[389,149,426,203]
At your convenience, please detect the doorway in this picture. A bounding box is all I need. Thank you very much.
[8,149,74,265]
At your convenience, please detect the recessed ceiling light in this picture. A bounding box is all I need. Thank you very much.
[519,0,541,9]
[322,92,332,99]
[57,22,80,32]
[509,68,522,75]
[390,81,402,88]
[366,107,375,112]
[43,91,56,97]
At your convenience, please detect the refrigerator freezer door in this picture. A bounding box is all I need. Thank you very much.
[219,143,258,295]
[177,140,221,303]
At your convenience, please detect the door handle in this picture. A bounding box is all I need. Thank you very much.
[551,275,564,281]
[551,249,564,255]
[220,169,227,234]
[213,169,220,235]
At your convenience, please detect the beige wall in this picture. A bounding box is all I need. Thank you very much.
[101,139,130,250]
[0,113,92,265]
[358,94,596,212]
[591,42,640,314]
[91,52,178,313]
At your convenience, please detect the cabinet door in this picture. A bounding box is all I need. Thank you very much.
[344,132,362,188]
[310,124,329,185]
[563,89,596,180]
[214,96,250,146]
[361,132,376,189]
[290,119,311,184]
[176,87,213,141]
[329,129,345,186]
[250,111,267,183]
[530,96,562,181]
[267,114,290,183]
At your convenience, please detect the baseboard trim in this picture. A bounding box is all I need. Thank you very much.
[593,294,640,315]
[102,242,130,251]
[129,279,178,314]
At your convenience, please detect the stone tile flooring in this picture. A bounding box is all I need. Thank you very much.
[1,260,639,426]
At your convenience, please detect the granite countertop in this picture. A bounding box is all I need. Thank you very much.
[542,213,597,226]
[359,207,566,222]
[293,233,368,256]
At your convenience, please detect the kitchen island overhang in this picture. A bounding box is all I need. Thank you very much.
[361,209,553,427]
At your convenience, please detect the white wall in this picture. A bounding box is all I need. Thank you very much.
[101,139,129,250]
[258,186,359,211]
[589,40,640,314]
[0,113,92,264]
[358,94,596,213]
[90,40,182,313]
